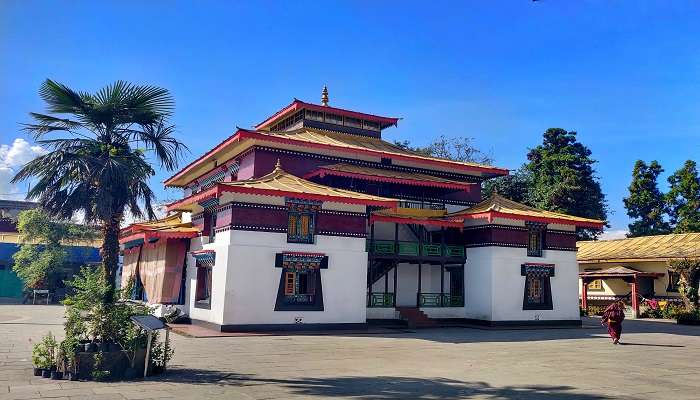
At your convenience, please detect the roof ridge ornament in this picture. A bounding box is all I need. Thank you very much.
[275,158,283,171]
[321,85,329,106]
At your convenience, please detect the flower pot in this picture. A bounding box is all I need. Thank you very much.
[41,369,51,378]
[84,342,97,352]
[108,342,121,352]
[99,341,110,352]
[50,371,62,380]
[33,368,42,376]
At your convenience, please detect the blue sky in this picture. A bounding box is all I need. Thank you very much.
[1,1,699,235]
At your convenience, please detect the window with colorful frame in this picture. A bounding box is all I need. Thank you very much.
[521,264,554,310]
[286,198,321,244]
[526,222,546,257]
[275,252,328,311]
[192,251,215,309]
[667,270,680,292]
[587,279,604,291]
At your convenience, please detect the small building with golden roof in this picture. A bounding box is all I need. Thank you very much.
[577,233,700,317]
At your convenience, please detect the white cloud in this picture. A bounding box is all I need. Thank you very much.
[598,229,629,240]
[0,138,47,200]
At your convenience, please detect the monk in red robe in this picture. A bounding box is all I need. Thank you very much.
[601,300,626,344]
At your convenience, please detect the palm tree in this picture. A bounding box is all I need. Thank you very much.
[12,79,187,303]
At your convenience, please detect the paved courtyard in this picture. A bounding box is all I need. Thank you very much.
[1,305,699,399]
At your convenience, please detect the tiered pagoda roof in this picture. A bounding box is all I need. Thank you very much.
[370,207,464,228]
[167,162,398,212]
[450,193,605,228]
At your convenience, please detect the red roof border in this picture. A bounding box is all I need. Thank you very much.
[461,210,605,229]
[255,99,400,130]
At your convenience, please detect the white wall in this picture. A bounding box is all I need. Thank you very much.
[197,230,369,326]
[463,247,580,322]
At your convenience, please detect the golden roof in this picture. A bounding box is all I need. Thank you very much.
[371,207,464,228]
[262,127,503,173]
[579,266,664,278]
[167,162,398,212]
[120,213,200,242]
[450,193,605,228]
[306,163,474,189]
[577,233,700,263]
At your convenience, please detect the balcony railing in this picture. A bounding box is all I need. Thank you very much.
[399,200,446,210]
[419,293,465,307]
[367,240,465,258]
[367,292,395,308]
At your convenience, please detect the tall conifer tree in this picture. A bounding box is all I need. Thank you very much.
[525,128,607,239]
[667,160,700,233]
[623,160,671,237]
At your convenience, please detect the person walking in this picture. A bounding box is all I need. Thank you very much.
[601,300,626,344]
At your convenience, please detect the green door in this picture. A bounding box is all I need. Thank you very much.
[0,264,24,298]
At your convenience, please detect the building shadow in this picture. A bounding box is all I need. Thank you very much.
[618,342,685,348]
[157,369,620,399]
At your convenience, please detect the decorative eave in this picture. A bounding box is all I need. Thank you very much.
[303,163,475,191]
[451,193,605,229]
[119,214,200,245]
[255,99,400,131]
[579,266,665,279]
[167,164,399,212]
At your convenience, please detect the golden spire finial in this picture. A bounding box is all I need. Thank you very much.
[321,85,329,106]
[275,158,282,170]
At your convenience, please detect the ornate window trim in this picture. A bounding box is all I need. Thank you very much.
[274,252,328,311]
[521,263,554,310]
[286,198,321,244]
[526,222,546,257]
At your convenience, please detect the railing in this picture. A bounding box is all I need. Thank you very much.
[367,292,395,308]
[419,293,465,307]
[367,240,465,258]
[399,200,446,210]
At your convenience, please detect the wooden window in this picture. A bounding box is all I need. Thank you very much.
[287,211,315,243]
[284,272,296,295]
[667,270,680,292]
[521,264,554,310]
[527,224,544,257]
[363,120,380,131]
[345,117,362,128]
[325,113,343,125]
[587,279,603,291]
[306,110,324,122]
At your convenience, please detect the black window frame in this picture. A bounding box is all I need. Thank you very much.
[521,264,554,310]
[667,270,680,292]
[526,222,546,257]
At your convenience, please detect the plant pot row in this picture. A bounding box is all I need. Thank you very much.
[79,340,121,353]
[33,367,78,381]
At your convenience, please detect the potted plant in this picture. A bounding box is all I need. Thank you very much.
[31,342,50,377]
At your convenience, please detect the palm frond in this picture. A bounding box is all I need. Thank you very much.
[132,120,188,171]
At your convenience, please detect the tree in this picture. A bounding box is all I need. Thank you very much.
[12,208,98,289]
[668,258,700,312]
[394,135,493,165]
[12,79,186,303]
[666,160,700,233]
[623,160,671,237]
[481,166,532,203]
[526,128,607,240]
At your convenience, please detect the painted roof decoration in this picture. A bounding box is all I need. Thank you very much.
[371,207,465,228]
[450,193,605,228]
[303,163,475,190]
[167,161,399,212]
[577,233,700,263]
[255,99,400,130]
[579,266,665,278]
[120,214,200,244]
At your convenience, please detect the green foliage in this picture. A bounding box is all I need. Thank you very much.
[12,79,186,303]
[11,208,98,289]
[676,310,700,324]
[31,332,57,369]
[623,160,671,237]
[666,160,700,233]
[481,166,533,203]
[393,135,493,165]
[668,258,700,312]
[525,128,608,240]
